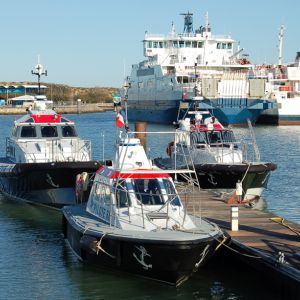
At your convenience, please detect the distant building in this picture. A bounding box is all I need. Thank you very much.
[8,95,36,107]
[0,84,47,100]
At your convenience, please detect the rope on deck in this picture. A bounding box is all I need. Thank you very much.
[270,217,300,237]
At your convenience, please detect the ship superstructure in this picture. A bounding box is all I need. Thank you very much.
[123,12,274,125]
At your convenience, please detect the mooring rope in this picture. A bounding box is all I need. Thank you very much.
[270,217,300,237]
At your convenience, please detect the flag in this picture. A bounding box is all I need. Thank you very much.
[116,113,125,128]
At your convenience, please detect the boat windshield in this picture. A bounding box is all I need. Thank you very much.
[41,125,58,138]
[132,178,180,206]
[222,130,236,143]
[191,132,207,144]
[207,131,222,144]
[62,125,78,137]
[20,126,37,138]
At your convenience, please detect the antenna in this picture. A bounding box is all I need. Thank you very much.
[205,12,209,33]
[31,55,47,95]
[180,12,193,34]
[278,25,285,65]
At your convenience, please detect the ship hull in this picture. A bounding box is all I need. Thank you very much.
[62,206,223,286]
[127,98,270,126]
[257,97,300,125]
[0,159,102,207]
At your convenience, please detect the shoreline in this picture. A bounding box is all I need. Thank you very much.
[0,102,113,115]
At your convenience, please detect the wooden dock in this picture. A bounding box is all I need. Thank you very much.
[185,190,300,298]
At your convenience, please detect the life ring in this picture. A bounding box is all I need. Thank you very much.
[166,141,174,157]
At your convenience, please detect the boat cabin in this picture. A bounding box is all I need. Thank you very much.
[6,109,91,163]
[11,112,77,140]
[87,166,182,228]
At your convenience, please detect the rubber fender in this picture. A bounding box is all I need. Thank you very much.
[81,172,89,191]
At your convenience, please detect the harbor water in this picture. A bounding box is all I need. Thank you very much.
[0,111,299,299]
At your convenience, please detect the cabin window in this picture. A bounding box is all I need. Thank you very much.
[12,126,18,137]
[158,41,163,48]
[182,76,189,83]
[208,131,222,144]
[147,41,152,48]
[41,126,58,138]
[133,179,164,205]
[185,41,191,48]
[222,131,235,143]
[116,181,131,208]
[62,125,77,137]
[179,41,184,48]
[191,132,207,144]
[20,126,36,138]
[217,43,221,49]
[222,43,227,49]
[153,41,158,48]
[162,179,180,206]
[173,41,179,48]
[228,43,232,49]
[192,41,197,48]
[198,42,203,48]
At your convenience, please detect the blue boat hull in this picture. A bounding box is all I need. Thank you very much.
[126,98,273,125]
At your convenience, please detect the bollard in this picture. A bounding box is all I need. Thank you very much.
[135,122,147,150]
[231,206,239,231]
[77,98,81,114]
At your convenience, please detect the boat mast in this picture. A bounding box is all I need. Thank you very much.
[31,56,47,95]
[278,25,285,65]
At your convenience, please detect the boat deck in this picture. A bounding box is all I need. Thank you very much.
[183,189,300,297]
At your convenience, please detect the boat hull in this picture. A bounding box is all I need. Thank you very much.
[126,98,272,125]
[0,160,102,207]
[195,163,276,200]
[62,206,223,286]
[154,159,276,200]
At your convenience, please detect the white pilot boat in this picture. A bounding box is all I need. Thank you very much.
[155,98,276,201]
[0,98,101,207]
[62,130,225,285]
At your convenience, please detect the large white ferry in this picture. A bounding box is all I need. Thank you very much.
[256,27,300,124]
[122,12,275,125]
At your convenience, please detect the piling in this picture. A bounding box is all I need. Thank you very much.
[135,122,147,150]
[77,98,81,114]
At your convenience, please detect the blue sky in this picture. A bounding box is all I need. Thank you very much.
[0,0,299,87]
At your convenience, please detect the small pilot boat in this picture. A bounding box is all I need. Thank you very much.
[0,97,101,207]
[155,98,277,202]
[62,131,225,285]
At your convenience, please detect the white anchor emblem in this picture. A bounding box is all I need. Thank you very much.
[133,246,152,270]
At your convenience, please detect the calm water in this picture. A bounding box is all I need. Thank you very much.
[0,111,299,299]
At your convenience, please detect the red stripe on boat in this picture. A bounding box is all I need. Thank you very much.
[31,114,62,123]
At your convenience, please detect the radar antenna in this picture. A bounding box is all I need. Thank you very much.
[31,55,47,95]
[180,12,193,34]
